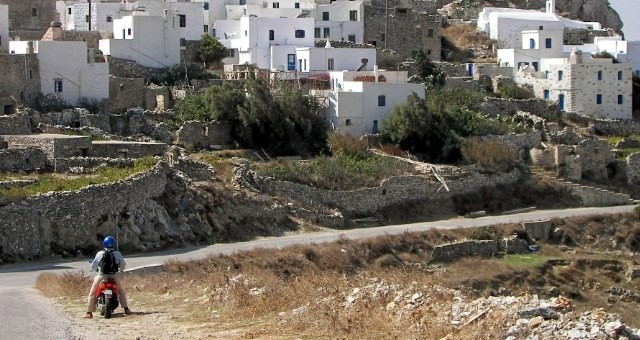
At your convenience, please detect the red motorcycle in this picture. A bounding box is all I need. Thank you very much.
[96,278,120,319]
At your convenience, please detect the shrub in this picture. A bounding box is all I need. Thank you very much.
[34,93,68,113]
[78,97,106,114]
[158,63,216,87]
[495,85,535,100]
[460,139,520,172]
[328,133,369,159]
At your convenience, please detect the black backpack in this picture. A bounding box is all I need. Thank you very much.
[98,249,119,274]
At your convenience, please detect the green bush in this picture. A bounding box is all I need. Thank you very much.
[158,64,217,87]
[34,93,69,113]
[460,139,521,172]
[495,85,535,100]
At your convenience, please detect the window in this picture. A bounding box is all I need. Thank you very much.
[203,2,209,10]
[322,12,329,21]
[596,94,602,104]
[427,29,434,37]
[597,70,602,80]
[345,119,352,126]
[529,38,535,49]
[287,54,295,70]
[227,49,235,58]
[204,25,209,33]
[618,95,624,105]
[558,70,563,80]
[85,15,90,22]
[427,49,432,55]
[179,15,186,28]
[618,71,623,80]
[543,89,550,99]
[349,10,357,21]
[295,29,305,38]
[273,2,280,8]
[54,79,63,93]
[68,8,72,15]
[380,33,385,42]
[304,59,307,71]
[545,38,552,48]
[411,50,418,59]
[558,94,565,110]
[106,16,112,23]
[245,30,247,37]
[378,95,386,106]
[29,70,33,80]
[269,30,274,40]
[32,8,37,16]
[373,120,379,133]
[314,27,321,38]
[239,0,246,4]
[127,28,132,36]
[348,34,355,43]
[323,27,330,38]
[328,58,334,71]
[295,2,300,9]
[539,25,544,30]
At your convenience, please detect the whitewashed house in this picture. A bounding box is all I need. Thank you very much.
[477,0,602,49]
[328,67,424,136]
[563,36,640,76]
[216,16,315,70]
[99,13,181,68]
[313,0,363,43]
[498,29,633,120]
[56,0,204,41]
[0,4,9,52]
[293,44,376,74]
[9,24,109,106]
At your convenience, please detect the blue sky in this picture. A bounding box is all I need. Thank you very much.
[609,0,639,41]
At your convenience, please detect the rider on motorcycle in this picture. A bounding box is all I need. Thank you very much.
[83,236,132,319]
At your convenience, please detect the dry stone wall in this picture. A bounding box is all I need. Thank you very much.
[0,54,41,108]
[236,165,523,216]
[480,98,561,120]
[0,148,46,171]
[0,114,32,135]
[173,158,215,182]
[88,141,166,158]
[627,153,640,185]
[107,57,162,80]
[176,121,233,151]
[593,120,640,137]
[52,157,134,173]
[0,162,168,262]
[430,240,498,262]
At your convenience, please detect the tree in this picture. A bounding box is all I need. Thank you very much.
[413,49,446,88]
[199,33,227,68]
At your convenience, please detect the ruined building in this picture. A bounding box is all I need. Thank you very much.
[0,0,58,41]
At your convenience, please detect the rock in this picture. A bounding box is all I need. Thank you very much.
[518,307,559,320]
[529,316,544,329]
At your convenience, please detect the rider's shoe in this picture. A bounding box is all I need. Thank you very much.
[82,312,93,319]
[124,307,132,315]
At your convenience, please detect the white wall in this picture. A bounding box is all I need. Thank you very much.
[628,42,640,76]
[314,1,363,43]
[296,47,376,73]
[100,15,181,68]
[36,41,109,106]
[71,2,125,33]
[328,70,423,136]
[0,5,9,52]
[139,0,205,41]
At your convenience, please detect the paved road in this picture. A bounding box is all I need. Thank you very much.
[0,205,635,339]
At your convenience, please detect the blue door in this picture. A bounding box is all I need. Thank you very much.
[558,94,565,111]
[287,54,296,71]
[543,90,549,100]
[467,63,474,77]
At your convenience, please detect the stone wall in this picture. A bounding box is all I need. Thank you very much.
[480,98,561,120]
[627,153,640,185]
[0,54,41,108]
[108,77,145,113]
[593,120,640,137]
[0,114,32,135]
[0,147,47,171]
[436,62,468,77]
[107,57,162,80]
[0,134,91,164]
[88,141,167,158]
[0,0,58,40]
[473,64,513,80]
[364,0,442,60]
[176,121,233,151]
[144,85,171,111]
[430,240,498,262]
[471,132,542,152]
[53,157,134,173]
[173,158,215,182]
[445,77,481,91]
[59,30,101,49]
[237,165,523,216]
[522,220,551,242]
[0,162,168,262]
[504,235,529,254]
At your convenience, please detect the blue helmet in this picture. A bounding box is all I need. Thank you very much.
[103,236,115,249]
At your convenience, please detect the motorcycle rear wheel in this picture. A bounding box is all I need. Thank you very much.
[105,298,113,319]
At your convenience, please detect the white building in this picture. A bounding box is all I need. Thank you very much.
[99,14,181,68]
[328,68,424,136]
[498,29,633,120]
[0,5,8,52]
[293,44,376,73]
[313,0,363,43]
[563,37,640,76]
[9,30,109,106]
[216,16,315,70]
[57,0,205,41]
[477,0,602,48]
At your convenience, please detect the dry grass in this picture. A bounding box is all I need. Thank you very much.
[37,216,640,337]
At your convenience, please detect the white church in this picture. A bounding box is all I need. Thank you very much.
[477,0,603,49]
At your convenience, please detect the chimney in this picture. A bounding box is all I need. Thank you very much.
[41,21,64,41]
